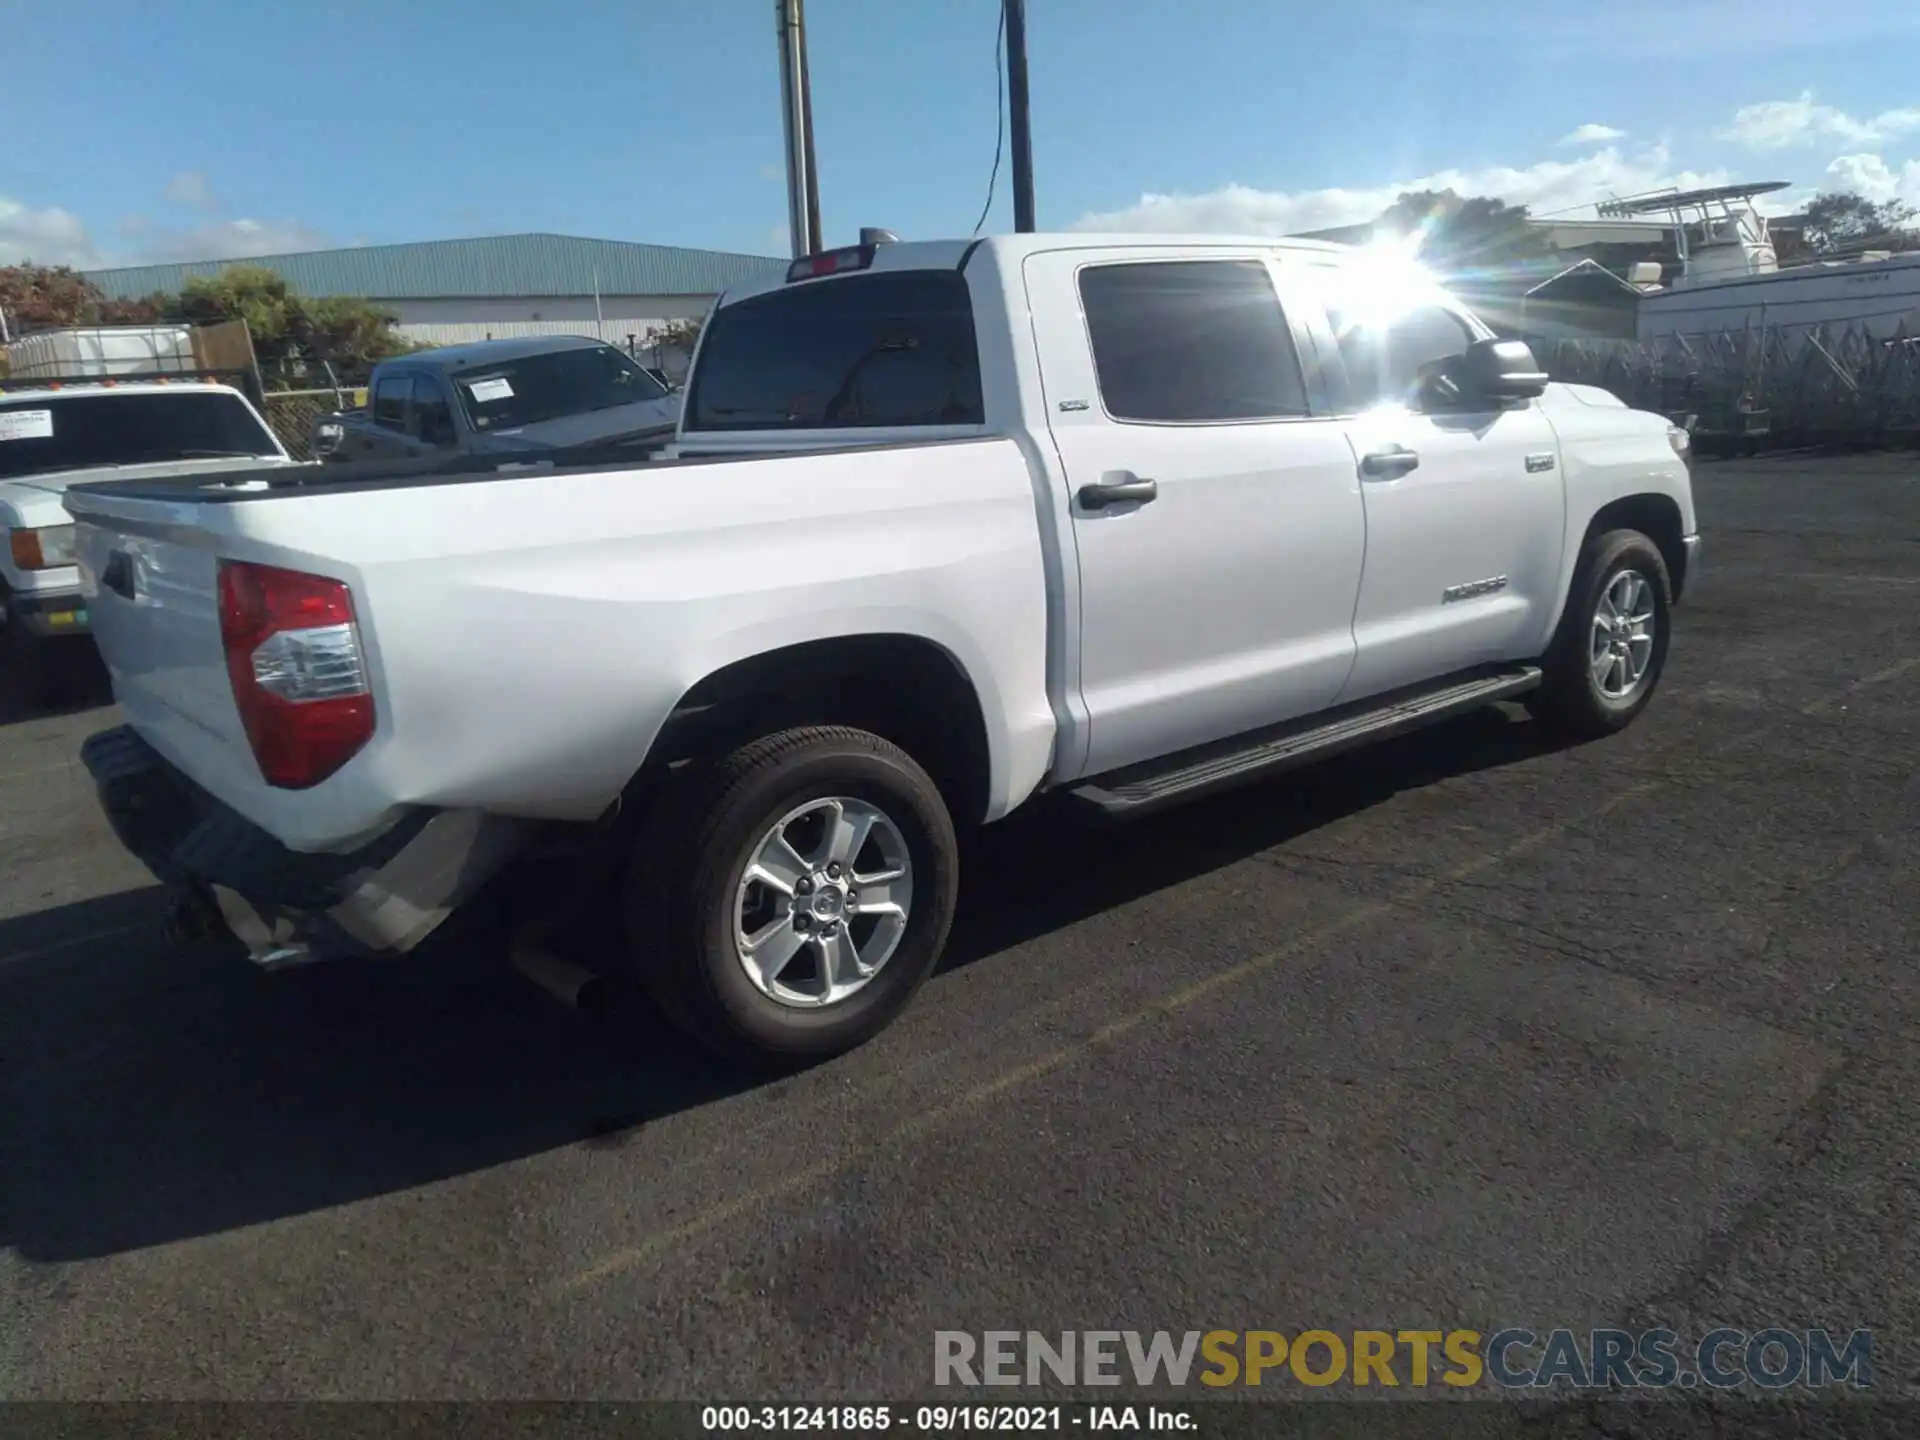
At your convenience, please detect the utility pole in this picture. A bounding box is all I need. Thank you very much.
[796,2,823,253]
[775,0,823,258]
[1006,0,1035,232]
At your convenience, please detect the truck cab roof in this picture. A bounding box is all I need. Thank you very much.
[377,334,620,375]
[714,231,1358,307]
[0,379,247,404]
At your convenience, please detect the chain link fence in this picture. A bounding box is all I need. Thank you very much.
[259,385,365,460]
[1531,320,1920,453]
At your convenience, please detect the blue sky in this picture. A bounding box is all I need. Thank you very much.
[3,0,1917,270]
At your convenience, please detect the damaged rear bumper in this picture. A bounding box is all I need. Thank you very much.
[80,725,533,968]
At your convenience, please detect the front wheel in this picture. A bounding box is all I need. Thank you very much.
[623,726,960,1068]
[1527,528,1673,740]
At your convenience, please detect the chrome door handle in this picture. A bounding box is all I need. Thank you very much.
[1359,446,1419,480]
[1078,476,1159,509]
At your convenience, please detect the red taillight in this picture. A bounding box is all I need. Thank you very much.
[217,560,374,789]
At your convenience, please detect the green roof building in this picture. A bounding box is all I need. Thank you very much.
[84,233,788,370]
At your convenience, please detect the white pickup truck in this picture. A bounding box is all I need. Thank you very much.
[1,380,295,704]
[65,232,1699,1066]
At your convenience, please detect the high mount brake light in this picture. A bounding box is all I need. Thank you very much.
[217,560,374,789]
[785,244,876,283]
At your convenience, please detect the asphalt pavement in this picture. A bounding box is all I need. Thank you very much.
[2,452,1915,1430]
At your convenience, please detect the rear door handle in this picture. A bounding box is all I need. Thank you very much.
[1078,476,1159,510]
[1359,446,1420,480]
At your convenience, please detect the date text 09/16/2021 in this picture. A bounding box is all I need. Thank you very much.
[701,1406,1188,1432]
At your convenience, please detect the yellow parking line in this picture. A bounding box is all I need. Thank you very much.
[558,781,1662,1295]
[0,760,81,783]
[1859,656,1920,689]
[1801,654,1920,715]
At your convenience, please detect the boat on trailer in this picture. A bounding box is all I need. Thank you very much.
[1596,181,1920,344]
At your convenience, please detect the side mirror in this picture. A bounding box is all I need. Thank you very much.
[1454,337,1549,401]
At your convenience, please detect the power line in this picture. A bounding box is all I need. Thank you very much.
[972,0,1007,236]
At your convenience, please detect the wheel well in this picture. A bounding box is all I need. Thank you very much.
[1586,494,1686,594]
[633,635,993,826]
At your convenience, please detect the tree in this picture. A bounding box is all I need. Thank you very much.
[1368,190,1556,274]
[171,264,414,383]
[0,262,108,332]
[1799,191,1918,254]
[175,266,299,350]
[97,292,172,325]
[289,295,415,376]
[0,259,413,386]
[650,317,704,352]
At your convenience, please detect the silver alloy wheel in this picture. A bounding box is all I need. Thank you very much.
[733,795,914,1008]
[1590,568,1657,702]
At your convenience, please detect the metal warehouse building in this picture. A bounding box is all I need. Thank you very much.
[84,233,788,375]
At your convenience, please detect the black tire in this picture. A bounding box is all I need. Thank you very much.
[0,600,52,717]
[622,725,960,1069]
[1527,528,1673,741]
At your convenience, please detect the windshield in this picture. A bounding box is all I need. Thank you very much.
[451,345,672,432]
[0,391,281,481]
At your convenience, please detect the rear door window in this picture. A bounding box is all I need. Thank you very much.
[686,270,985,431]
[371,375,412,430]
[1077,260,1310,423]
[410,378,457,446]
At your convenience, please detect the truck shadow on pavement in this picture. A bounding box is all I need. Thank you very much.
[0,705,1564,1264]
[0,642,113,726]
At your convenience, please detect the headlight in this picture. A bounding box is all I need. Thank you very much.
[1667,424,1691,458]
[9,524,77,570]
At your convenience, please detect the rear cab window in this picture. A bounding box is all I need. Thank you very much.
[0,390,281,480]
[686,270,985,431]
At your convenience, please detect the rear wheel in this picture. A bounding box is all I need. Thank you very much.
[1528,528,1672,740]
[623,726,960,1068]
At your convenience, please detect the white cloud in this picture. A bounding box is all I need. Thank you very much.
[1073,146,1733,237]
[1823,153,1920,210]
[0,198,103,267]
[134,217,330,263]
[3,196,327,270]
[162,170,218,211]
[759,164,783,183]
[1558,124,1627,147]
[1401,3,1919,56]
[1719,91,1920,150]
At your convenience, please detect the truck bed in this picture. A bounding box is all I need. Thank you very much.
[60,433,1057,854]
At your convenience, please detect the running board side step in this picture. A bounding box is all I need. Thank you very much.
[1068,664,1544,819]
